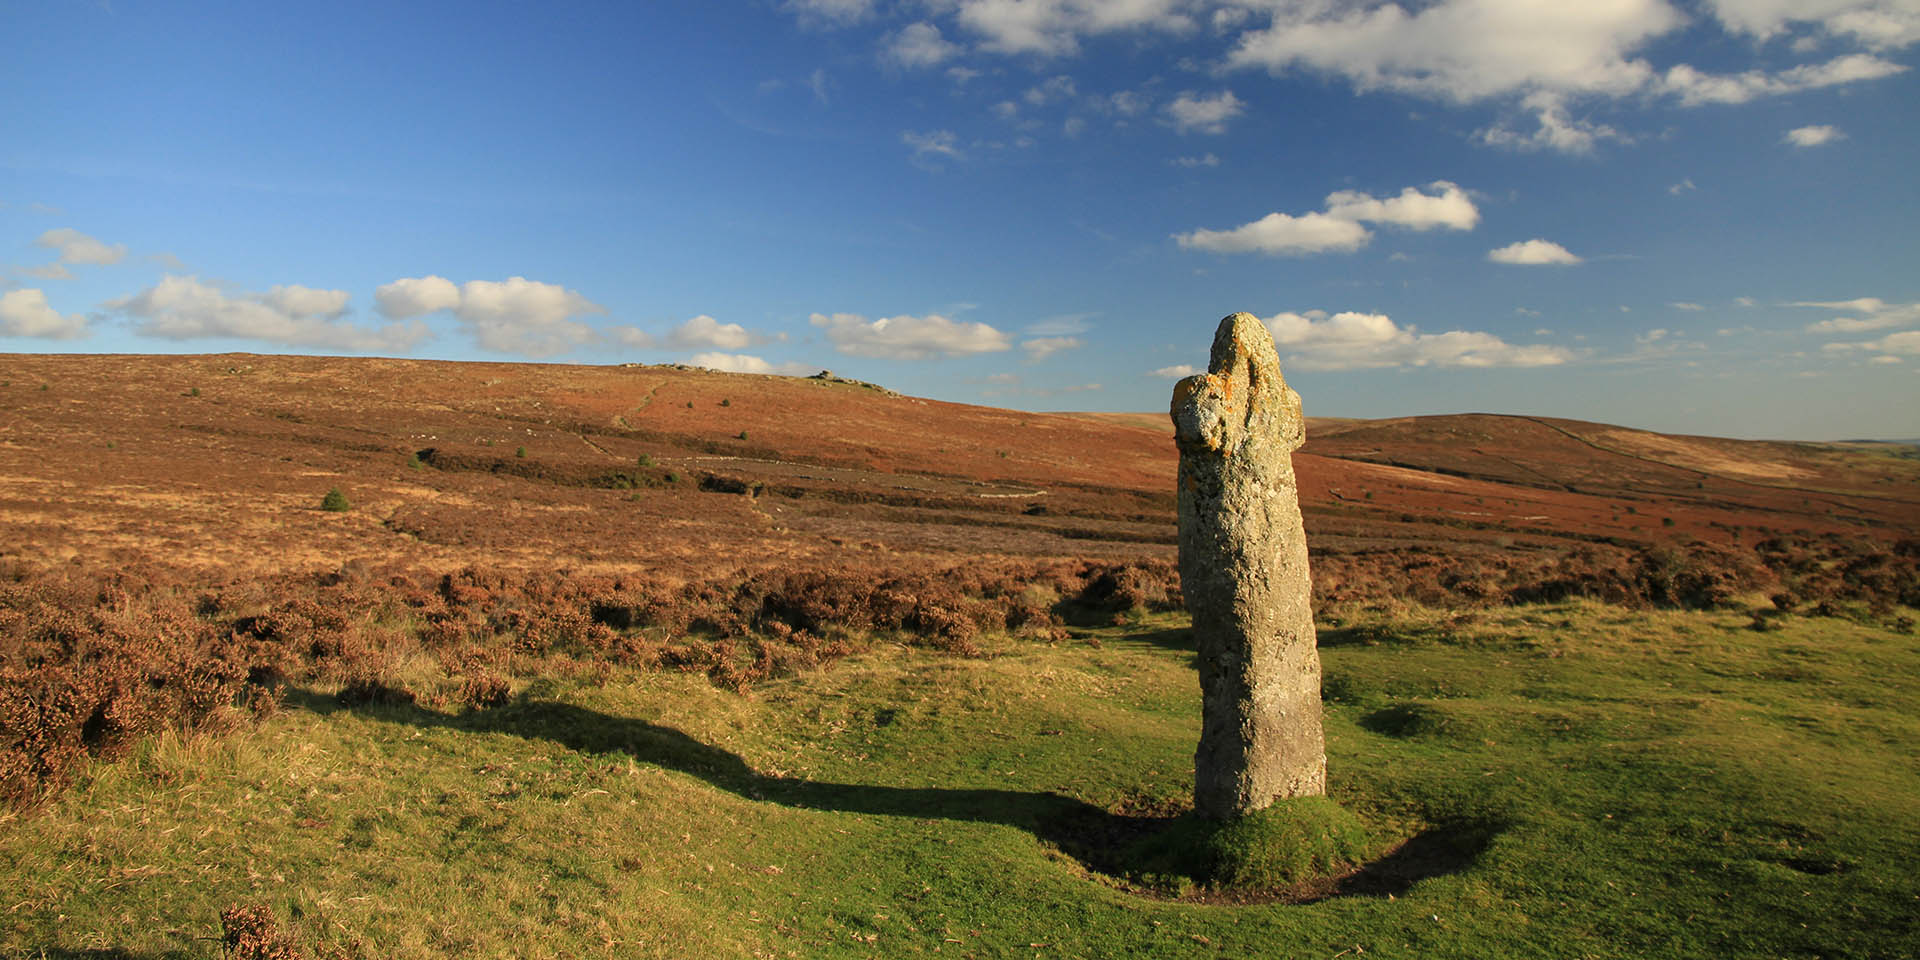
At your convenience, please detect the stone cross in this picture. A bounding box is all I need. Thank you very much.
[1171,312,1328,819]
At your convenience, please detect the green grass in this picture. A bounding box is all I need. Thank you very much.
[3,601,1916,958]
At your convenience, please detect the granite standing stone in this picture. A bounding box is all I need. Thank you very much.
[1171,312,1328,818]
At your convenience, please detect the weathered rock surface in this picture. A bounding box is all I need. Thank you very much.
[1171,312,1328,819]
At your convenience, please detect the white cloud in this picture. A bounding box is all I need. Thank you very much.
[263,284,350,319]
[1704,0,1920,50]
[1165,90,1243,134]
[34,228,126,269]
[1661,53,1907,105]
[375,275,461,318]
[108,275,426,352]
[953,0,1196,56]
[1669,178,1697,195]
[903,129,963,166]
[1263,310,1575,371]
[1671,301,1706,311]
[667,314,766,350]
[1793,298,1920,332]
[689,352,815,375]
[784,0,872,27]
[1488,238,1583,265]
[1322,181,1479,230]
[1173,153,1221,167]
[884,22,962,68]
[1784,124,1846,146]
[453,277,605,356]
[378,275,603,355]
[1024,74,1077,105]
[1825,330,1920,356]
[610,326,656,348]
[809,311,1012,359]
[1176,181,1478,256]
[1150,363,1199,377]
[1107,90,1151,116]
[0,288,87,339]
[1477,92,1626,153]
[1176,211,1371,255]
[1228,1,1678,102]
[1021,336,1083,360]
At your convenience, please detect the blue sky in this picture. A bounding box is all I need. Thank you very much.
[3,0,1916,440]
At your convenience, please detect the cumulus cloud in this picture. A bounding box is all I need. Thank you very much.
[784,0,872,27]
[1784,124,1846,146]
[108,275,426,352]
[1228,1,1678,102]
[36,228,127,267]
[667,314,767,350]
[1704,0,1920,50]
[1671,302,1706,311]
[610,326,656,348]
[1176,181,1477,256]
[376,275,603,356]
[1021,336,1083,360]
[884,22,961,68]
[1262,310,1575,371]
[809,311,1012,359]
[689,352,815,375]
[263,284,351,319]
[374,275,461,318]
[1176,211,1371,255]
[453,277,606,355]
[953,0,1196,56]
[903,129,963,167]
[1488,239,1583,265]
[1165,90,1243,134]
[1478,92,1626,153]
[1792,298,1920,332]
[1661,53,1907,105]
[1322,181,1480,231]
[1824,330,1920,357]
[1174,153,1221,167]
[0,288,88,339]
[27,228,128,277]
[1150,363,1199,377]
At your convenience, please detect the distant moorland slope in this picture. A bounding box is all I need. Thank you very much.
[1,353,1913,587]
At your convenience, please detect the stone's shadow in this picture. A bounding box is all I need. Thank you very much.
[26,950,189,960]
[286,688,1496,903]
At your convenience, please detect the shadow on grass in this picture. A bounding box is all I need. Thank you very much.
[285,688,1496,902]
[24,950,194,960]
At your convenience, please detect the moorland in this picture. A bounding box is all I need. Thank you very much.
[1,353,1916,958]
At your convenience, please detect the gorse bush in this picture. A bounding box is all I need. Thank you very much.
[319,489,350,512]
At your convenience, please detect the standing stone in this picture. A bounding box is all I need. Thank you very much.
[1171,312,1327,819]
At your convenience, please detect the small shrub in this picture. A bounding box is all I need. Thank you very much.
[220,904,304,959]
[515,446,527,458]
[720,398,731,407]
[637,454,655,467]
[319,489,350,512]
[459,672,512,710]
[664,471,680,483]
[736,430,749,441]
[405,453,423,470]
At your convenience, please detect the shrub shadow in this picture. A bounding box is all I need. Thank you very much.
[287,688,1494,902]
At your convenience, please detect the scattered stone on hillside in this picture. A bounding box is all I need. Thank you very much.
[1171,312,1328,819]
[809,370,899,396]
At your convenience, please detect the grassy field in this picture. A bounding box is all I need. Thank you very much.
[5,600,1916,959]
